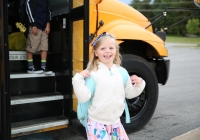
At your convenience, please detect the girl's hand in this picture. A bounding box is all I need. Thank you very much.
[130,75,142,86]
[79,70,90,78]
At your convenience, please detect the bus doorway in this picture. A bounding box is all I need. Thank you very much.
[0,0,89,139]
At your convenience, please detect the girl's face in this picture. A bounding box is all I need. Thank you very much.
[94,38,117,68]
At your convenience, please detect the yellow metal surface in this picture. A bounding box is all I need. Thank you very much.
[73,0,84,8]
[72,20,84,75]
[98,20,167,56]
[72,20,84,111]
[90,0,103,5]
[89,0,168,56]
[37,125,68,132]
[98,0,152,31]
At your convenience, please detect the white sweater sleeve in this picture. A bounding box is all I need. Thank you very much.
[125,77,146,99]
[72,73,92,103]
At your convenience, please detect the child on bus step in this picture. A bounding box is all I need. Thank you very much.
[24,0,52,74]
[72,32,146,140]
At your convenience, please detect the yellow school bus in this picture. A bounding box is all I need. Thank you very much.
[0,0,172,139]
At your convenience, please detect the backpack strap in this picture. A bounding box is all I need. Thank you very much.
[85,74,95,96]
[79,74,95,131]
[118,66,131,123]
[118,66,128,87]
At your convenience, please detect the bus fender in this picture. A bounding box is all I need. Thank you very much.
[98,20,168,57]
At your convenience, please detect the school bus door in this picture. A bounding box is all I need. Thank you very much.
[70,0,89,112]
[69,0,89,137]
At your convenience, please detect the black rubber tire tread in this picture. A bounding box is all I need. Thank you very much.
[121,54,159,134]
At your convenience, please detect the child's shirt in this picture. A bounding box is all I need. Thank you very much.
[25,0,51,30]
[72,62,146,125]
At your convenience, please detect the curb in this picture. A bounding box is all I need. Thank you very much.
[171,127,200,140]
[166,42,200,47]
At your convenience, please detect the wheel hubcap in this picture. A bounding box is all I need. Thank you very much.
[122,72,147,119]
[127,90,146,118]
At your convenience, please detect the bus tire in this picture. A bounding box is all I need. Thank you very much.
[121,54,158,134]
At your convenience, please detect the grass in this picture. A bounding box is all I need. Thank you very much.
[166,35,200,44]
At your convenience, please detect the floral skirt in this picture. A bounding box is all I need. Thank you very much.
[86,119,129,140]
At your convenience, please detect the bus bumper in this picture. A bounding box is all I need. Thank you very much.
[155,59,170,85]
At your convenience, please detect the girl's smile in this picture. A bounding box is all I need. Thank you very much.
[94,38,117,68]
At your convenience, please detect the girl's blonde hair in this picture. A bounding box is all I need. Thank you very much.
[87,32,121,71]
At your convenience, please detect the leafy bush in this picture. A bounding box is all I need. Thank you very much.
[186,18,200,34]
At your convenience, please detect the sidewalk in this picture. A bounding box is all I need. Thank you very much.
[171,127,200,140]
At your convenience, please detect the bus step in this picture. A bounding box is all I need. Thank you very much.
[10,73,55,79]
[11,116,68,135]
[11,92,64,105]
[9,51,26,61]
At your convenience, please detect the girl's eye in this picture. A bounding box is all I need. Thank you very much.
[100,48,105,50]
[110,47,114,49]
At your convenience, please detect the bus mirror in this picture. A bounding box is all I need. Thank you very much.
[194,0,200,8]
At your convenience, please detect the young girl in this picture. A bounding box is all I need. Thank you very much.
[72,32,146,140]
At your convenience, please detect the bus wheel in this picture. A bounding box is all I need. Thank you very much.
[121,54,158,134]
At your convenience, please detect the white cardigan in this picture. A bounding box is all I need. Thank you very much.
[72,62,146,125]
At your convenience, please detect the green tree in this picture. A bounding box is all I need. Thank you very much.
[130,0,200,35]
[186,18,199,34]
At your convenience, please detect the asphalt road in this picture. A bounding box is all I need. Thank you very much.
[13,43,200,140]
